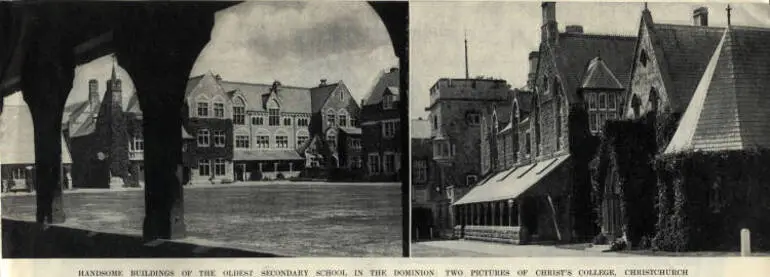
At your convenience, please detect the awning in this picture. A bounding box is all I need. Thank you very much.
[233,150,303,161]
[453,154,570,205]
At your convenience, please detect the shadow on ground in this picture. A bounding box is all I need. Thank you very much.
[2,219,283,258]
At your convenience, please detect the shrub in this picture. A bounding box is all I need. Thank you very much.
[610,239,627,251]
[638,235,651,249]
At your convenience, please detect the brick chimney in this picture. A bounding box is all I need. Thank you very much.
[541,2,558,44]
[527,51,539,91]
[693,7,708,26]
[88,79,99,114]
[565,25,584,34]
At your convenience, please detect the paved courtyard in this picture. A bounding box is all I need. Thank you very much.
[1,182,402,257]
[411,240,632,257]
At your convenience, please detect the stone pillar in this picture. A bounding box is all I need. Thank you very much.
[114,5,216,239]
[20,12,74,224]
[499,201,504,226]
[491,202,497,226]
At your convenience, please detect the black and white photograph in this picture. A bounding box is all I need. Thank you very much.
[410,1,770,257]
[1,1,407,257]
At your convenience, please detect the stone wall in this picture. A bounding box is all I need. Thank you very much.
[626,24,669,119]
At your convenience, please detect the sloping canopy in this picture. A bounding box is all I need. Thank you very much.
[665,27,770,154]
[0,104,72,165]
[453,154,570,205]
[233,149,303,161]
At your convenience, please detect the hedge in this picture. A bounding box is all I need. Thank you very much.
[655,150,770,251]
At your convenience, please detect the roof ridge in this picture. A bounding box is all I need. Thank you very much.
[654,23,725,30]
[220,80,312,90]
[560,32,636,40]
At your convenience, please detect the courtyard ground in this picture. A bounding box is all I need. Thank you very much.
[1,182,402,257]
[411,240,770,257]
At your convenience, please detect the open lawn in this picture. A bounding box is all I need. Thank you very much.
[1,182,403,257]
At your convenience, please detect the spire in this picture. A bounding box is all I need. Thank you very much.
[726,4,732,26]
[464,30,469,79]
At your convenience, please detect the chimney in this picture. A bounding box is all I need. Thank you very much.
[693,7,708,26]
[88,79,99,112]
[215,74,222,81]
[389,67,398,73]
[565,25,584,34]
[320,79,327,86]
[527,51,539,91]
[541,2,559,44]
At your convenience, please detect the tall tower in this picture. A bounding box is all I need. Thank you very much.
[105,57,129,184]
[541,2,558,45]
[88,79,99,116]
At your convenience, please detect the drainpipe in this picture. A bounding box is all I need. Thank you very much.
[547,194,562,241]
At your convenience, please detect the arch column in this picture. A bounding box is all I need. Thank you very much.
[114,6,216,240]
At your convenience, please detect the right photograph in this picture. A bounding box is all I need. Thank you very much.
[410,1,770,257]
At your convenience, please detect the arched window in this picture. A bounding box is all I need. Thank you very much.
[326,109,336,127]
[649,87,659,114]
[632,94,642,118]
[267,99,280,126]
[326,128,337,149]
[296,129,310,148]
[338,109,348,127]
[232,96,245,125]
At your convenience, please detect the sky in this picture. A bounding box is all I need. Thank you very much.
[55,1,396,108]
[410,2,770,119]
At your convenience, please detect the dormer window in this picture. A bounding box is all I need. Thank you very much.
[197,102,209,117]
[383,95,394,110]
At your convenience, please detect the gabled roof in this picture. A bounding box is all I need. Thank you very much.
[363,67,400,106]
[70,115,96,138]
[63,101,89,124]
[0,104,72,165]
[126,93,142,115]
[220,81,312,114]
[411,119,431,139]
[665,27,770,154]
[650,23,725,112]
[552,33,636,103]
[310,83,341,113]
[514,89,533,116]
[581,57,624,89]
[385,86,400,102]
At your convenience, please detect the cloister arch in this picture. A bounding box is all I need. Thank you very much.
[0,1,407,243]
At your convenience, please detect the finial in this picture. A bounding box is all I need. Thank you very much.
[643,2,648,11]
[464,29,470,79]
[726,4,732,26]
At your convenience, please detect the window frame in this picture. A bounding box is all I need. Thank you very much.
[268,108,280,126]
[276,135,289,149]
[235,135,250,148]
[197,129,210,147]
[233,106,245,125]
[197,102,209,117]
[213,130,226,147]
[198,159,211,176]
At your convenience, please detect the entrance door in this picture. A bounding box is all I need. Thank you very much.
[235,163,246,182]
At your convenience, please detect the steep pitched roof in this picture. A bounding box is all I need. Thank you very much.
[650,23,725,112]
[363,68,400,106]
[665,27,770,154]
[219,81,311,114]
[411,119,431,139]
[581,57,624,89]
[63,101,89,124]
[553,33,636,103]
[0,105,72,164]
[309,83,340,113]
[125,93,142,115]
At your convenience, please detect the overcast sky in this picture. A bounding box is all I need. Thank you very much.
[410,2,770,119]
[57,1,396,108]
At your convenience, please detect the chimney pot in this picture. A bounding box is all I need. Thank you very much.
[693,7,708,26]
[215,74,222,81]
[389,67,398,73]
[566,25,584,34]
[320,79,327,86]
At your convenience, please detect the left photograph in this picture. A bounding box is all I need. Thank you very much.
[0,1,407,257]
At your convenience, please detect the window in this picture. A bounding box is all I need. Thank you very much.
[252,116,264,125]
[198,159,210,176]
[383,95,394,110]
[297,118,308,126]
[297,135,309,147]
[384,153,396,174]
[368,153,381,174]
[268,109,280,126]
[608,93,617,110]
[525,133,532,155]
[130,136,144,152]
[197,129,210,147]
[382,121,397,138]
[649,88,659,113]
[632,95,642,117]
[339,114,347,127]
[214,159,226,176]
[351,156,363,169]
[256,136,270,149]
[432,115,438,129]
[599,93,607,110]
[326,111,335,126]
[197,102,209,117]
[598,113,606,131]
[213,130,226,147]
[235,135,249,148]
[12,168,25,179]
[276,136,289,149]
[339,90,344,101]
[414,160,428,183]
[640,50,649,67]
[214,102,225,118]
[350,117,358,127]
[327,134,337,148]
[588,93,597,110]
[233,106,245,125]
[466,175,478,186]
[467,112,481,125]
[590,113,598,133]
[349,138,362,150]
